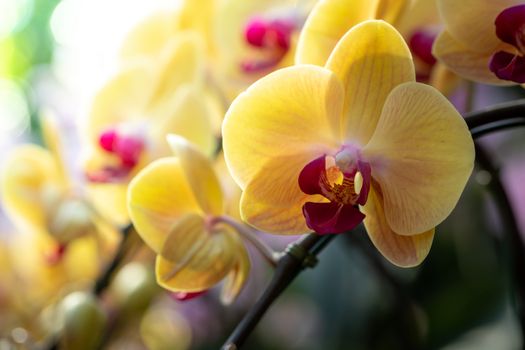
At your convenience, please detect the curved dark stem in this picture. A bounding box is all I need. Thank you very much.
[344,232,421,350]
[464,99,525,138]
[221,234,336,349]
[474,144,525,338]
[93,223,134,296]
[465,102,525,338]
[464,99,525,130]
[470,118,525,138]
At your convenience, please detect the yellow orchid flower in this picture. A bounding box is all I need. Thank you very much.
[85,33,216,224]
[1,117,117,261]
[0,117,117,337]
[127,135,250,303]
[222,20,474,267]
[295,0,407,66]
[433,0,525,85]
[212,0,314,99]
[120,0,216,60]
[295,0,458,92]
[4,230,103,339]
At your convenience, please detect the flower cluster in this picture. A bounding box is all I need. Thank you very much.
[9,0,518,346]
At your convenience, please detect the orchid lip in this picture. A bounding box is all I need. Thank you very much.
[298,149,371,235]
[91,127,146,183]
[45,243,68,265]
[490,4,525,83]
[170,290,206,301]
[408,28,438,67]
[241,16,295,73]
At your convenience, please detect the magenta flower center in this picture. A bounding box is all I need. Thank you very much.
[45,243,68,265]
[170,291,207,301]
[408,27,438,82]
[87,128,145,183]
[241,17,295,73]
[489,4,525,83]
[298,147,371,235]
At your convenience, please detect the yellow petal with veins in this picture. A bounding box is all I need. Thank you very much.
[167,135,223,216]
[432,31,516,86]
[295,0,376,66]
[240,154,327,235]
[149,85,216,159]
[223,65,343,189]
[155,213,238,292]
[362,183,434,267]
[220,229,251,304]
[326,20,415,145]
[1,145,65,235]
[363,82,474,235]
[127,158,202,253]
[437,0,522,53]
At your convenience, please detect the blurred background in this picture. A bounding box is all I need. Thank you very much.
[1,0,525,349]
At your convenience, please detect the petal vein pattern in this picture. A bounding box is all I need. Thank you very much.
[222,65,343,189]
[363,82,474,235]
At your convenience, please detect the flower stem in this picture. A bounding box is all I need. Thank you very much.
[474,144,525,339]
[221,233,336,349]
[464,99,525,138]
[93,223,135,295]
[217,215,281,267]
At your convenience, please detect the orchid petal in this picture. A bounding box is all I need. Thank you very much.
[127,158,202,253]
[1,145,64,235]
[362,184,434,267]
[120,11,180,59]
[149,85,216,159]
[427,63,461,96]
[363,82,474,235]
[396,0,440,38]
[215,152,242,220]
[148,33,205,108]
[433,31,516,85]
[374,0,411,25]
[295,0,376,66]
[86,183,130,226]
[40,113,68,185]
[303,201,364,235]
[220,232,251,304]
[178,0,216,53]
[155,213,238,292]
[326,20,415,145]
[437,0,521,53]
[223,65,343,189]
[167,135,223,216]
[87,64,155,141]
[240,154,327,235]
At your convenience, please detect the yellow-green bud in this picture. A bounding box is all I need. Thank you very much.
[49,199,94,244]
[59,292,106,350]
[111,262,158,315]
